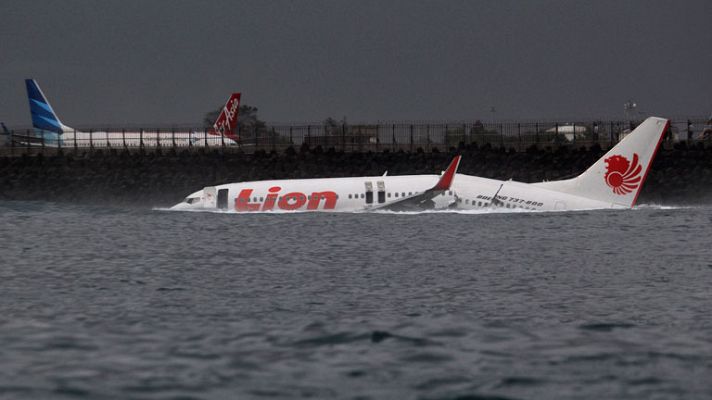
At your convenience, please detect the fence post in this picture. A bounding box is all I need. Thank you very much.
[687,119,693,141]
[10,130,15,156]
[41,130,45,153]
[172,129,176,148]
[156,128,161,148]
[517,123,521,151]
[122,129,126,149]
[572,123,576,146]
[289,126,293,145]
[392,124,396,151]
[427,124,431,152]
[90,129,94,150]
[554,122,559,147]
[444,123,448,149]
[610,121,614,145]
[204,127,208,148]
[410,124,413,152]
[26,129,30,154]
[140,129,144,149]
[500,123,504,148]
[74,128,78,151]
[375,124,379,152]
[221,128,226,148]
[342,122,346,152]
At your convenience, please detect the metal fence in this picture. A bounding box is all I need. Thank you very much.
[1,118,710,156]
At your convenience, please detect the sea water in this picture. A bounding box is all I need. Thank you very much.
[1,201,711,399]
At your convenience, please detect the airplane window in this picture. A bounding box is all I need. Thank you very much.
[401,192,405,197]
[348,194,352,199]
[360,194,364,199]
[395,192,399,197]
[260,197,264,202]
[387,193,391,198]
[478,201,482,206]
[465,199,469,204]
[408,192,412,196]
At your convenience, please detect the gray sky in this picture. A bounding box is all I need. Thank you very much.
[1,0,710,127]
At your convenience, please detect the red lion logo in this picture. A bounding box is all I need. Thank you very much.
[604,154,642,195]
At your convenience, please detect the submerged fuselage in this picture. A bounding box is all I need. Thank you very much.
[170,173,618,213]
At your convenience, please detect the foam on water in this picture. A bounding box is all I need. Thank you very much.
[157,203,689,216]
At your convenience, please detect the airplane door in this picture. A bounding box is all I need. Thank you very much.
[364,182,374,206]
[204,186,217,208]
[217,189,229,210]
[377,181,386,204]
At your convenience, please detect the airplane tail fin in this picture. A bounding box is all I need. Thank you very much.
[1,122,9,145]
[535,116,669,207]
[25,79,72,134]
[212,93,241,140]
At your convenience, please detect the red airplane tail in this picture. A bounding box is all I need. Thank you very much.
[212,93,241,140]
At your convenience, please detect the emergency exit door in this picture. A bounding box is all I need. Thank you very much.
[364,182,374,205]
[217,189,229,210]
[376,181,386,203]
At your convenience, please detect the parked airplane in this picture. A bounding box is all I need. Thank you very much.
[545,123,587,142]
[171,116,668,212]
[24,79,241,147]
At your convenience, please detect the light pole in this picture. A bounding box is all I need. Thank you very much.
[623,100,637,121]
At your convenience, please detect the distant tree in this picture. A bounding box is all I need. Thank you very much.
[323,116,347,136]
[203,104,267,138]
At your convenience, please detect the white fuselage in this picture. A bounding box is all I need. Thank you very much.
[172,173,619,212]
[27,130,237,147]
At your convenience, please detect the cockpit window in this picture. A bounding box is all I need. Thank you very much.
[185,197,199,204]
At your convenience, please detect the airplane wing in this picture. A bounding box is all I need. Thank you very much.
[376,155,461,211]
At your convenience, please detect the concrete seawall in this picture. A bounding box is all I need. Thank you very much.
[1,143,711,208]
